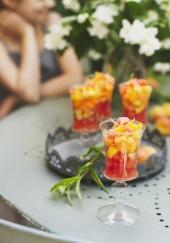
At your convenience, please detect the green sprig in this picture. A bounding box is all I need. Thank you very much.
[50,145,108,205]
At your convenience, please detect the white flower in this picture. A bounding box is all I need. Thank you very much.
[153,62,170,73]
[139,27,160,56]
[49,24,72,37]
[44,23,72,51]
[120,19,161,56]
[77,13,89,24]
[125,0,142,2]
[44,34,54,50]
[144,10,159,24]
[161,38,170,49]
[92,4,118,24]
[88,50,102,60]
[44,34,68,51]
[154,0,165,4]
[63,0,80,12]
[120,19,146,44]
[88,21,109,39]
[139,37,160,56]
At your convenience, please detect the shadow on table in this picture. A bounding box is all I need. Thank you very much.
[0,197,35,229]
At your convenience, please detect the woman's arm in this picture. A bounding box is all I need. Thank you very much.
[0,95,19,119]
[0,12,41,103]
[41,48,83,98]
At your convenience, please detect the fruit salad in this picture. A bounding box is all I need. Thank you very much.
[102,117,144,181]
[150,103,170,135]
[70,84,101,132]
[86,72,115,120]
[119,79,152,124]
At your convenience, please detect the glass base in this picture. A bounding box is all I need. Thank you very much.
[97,203,140,226]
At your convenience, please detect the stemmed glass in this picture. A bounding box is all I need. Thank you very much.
[97,117,145,225]
[119,79,152,124]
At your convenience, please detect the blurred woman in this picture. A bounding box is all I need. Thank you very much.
[0,0,83,118]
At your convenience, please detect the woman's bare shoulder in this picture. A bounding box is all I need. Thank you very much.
[48,12,62,26]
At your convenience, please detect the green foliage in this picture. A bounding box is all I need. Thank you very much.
[51,0,170,102]
[50,145,108,205]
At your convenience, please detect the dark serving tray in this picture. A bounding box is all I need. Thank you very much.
[46,126,167,183]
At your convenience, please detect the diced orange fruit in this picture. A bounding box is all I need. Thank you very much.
[155,117,170,135]
[138,79,148,85]
[104,132,115,146]
[137,145,156,164]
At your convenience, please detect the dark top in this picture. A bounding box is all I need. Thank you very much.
[0,49,62,101]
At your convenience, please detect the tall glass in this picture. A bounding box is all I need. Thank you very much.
[97,118,145,225]
[119,79,152,124]
[70,84,100,147]
[86,72,115,121]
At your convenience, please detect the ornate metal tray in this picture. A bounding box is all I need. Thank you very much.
[46,127,167,183]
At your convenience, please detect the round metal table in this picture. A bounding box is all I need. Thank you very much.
[0,97,170,243]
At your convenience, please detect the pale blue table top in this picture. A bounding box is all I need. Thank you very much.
[0,97,170,243]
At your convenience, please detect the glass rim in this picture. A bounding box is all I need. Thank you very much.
[69,83,85,93]
[99,118,145,134]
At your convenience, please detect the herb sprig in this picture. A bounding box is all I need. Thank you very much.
[50,145,108,205]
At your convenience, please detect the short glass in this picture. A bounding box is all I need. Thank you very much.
[119,79,152,124]
[97,118,145,225]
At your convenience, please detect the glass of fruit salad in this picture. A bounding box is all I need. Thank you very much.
[119,79,152,124]
[97,117,145,225]
[86,72,115,121]
[70,84,101,147]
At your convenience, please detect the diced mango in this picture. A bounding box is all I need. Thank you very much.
[133,86,142,93]
[128,121,143,132]
[107,146,118,158]
[133,131,142,140]
[114,125,125,133]
[142,86,152,96]
[127,137,137,153]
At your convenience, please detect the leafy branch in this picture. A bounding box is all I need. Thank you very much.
[50,145,108,205]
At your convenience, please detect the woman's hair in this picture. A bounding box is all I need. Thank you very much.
[0,0,21,9]
[0,1,4,9]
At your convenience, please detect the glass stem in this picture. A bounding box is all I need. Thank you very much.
[79,132,100,148]
[111,181,128,221]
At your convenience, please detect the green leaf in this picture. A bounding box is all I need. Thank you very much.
[66,188,72,205]
[75,179,82,199]
[58,185,66,195]
[77,161,92,175]
[50,177,78,192]
[49,145,108,204]
[82,148,93,158]
[89,166,108,193]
